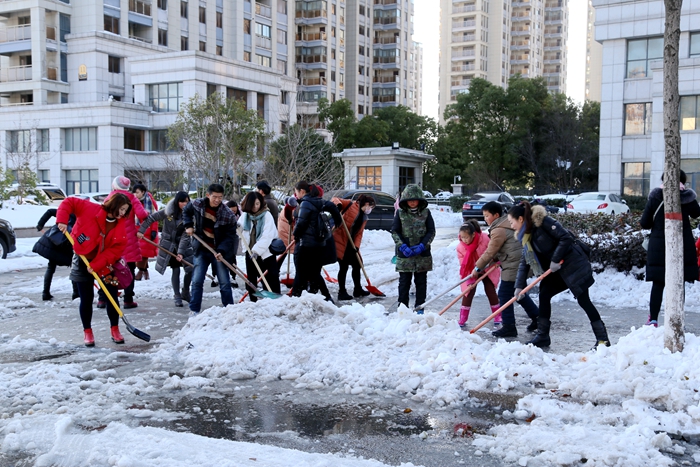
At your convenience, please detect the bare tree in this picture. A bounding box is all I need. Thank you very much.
[3,126,49,204]
[662,0,684,352]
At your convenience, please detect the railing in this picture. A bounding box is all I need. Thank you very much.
[511,26,531,33]
[0,24,31,43]
[374,16,399,26]
[46,26,57,41]
[373,56,399,64]
[451,63,475,72]
[129,34,152,43]
[453,4,476,13]
[373,75,399,83]
[46,67,58,80]
[300,77,326,85]
[511,40,530,47]
[373,95,397,103]
[296,54,327,63]
[255,35,271,49]
[295,9,327,19]
[296,31,326,41]
[374,0,399,5]
[452,50,475,58]
[511,54,529,61]
[453,34,476,42]
[374,36,399,45]
[512,12,531,19]
[451,79,471,87]
[255,2,272,18]
[452,20,476,29]
[0,65,32,82]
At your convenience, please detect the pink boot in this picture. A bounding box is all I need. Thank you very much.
[459,306,470,327]
[492,305,502,327]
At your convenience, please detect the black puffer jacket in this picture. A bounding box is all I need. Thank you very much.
[292,195,342,251]
[640,187,700,283]
[182,198,238,263]
[32,209,75,266]
[139,199,195,274]
[515,205,594,298]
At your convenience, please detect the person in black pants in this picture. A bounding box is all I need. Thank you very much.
[33,208,79,301]
[509,201,609,348]
[290,181,342,302]
[640,170,700,327]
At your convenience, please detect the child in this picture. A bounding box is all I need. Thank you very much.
[391,184,435,310]
[456,220,501,328]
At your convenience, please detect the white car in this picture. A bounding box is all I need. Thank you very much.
[567,192,630,215]
[69,192,110,204]
[535,193,577,203]
[434,191,453,200]
[422,190,434,198]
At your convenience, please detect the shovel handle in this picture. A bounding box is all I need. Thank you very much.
[437,262,500,316]
[338,214,376,286]
[192,233,258,290]
[415,276,472,312]
[237,227,274,293]
[141,236,215,281]
[469,261,562,334]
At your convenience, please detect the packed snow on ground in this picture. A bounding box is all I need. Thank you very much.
[4,211,700,466]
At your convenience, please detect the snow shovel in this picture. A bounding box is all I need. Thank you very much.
[339,215,385,297]
[437,262,501,316]
[63,231,150,343]
[239,241,295,302]
[281,236,295,288]
[236,228,278,295]
[192,233,276,299]
[322,267,338,283]
[140,237,215,281]
[413,275,473,313]
[469,262,561,334]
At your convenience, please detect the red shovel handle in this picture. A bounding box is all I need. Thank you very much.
[437,262,500,316]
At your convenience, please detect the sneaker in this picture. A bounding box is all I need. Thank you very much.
[189,311,200,317]
[84,329,95,347]
[110,325,125,344]
[646,319,658,328]
[211,280,218,288]
[338,290,353,301]
[123,301,138,309]
[353,288,371,298]
[96,301,107,309]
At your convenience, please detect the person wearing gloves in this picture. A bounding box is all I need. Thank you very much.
[472,201,539,338]
[509,201,609,348]
[56,193,132,347]
[238,191,280,301]
[331,194,375,301]
[137,191,194,307]
[391,184,436,311]
[33,208,79,301]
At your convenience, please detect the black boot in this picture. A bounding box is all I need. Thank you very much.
[42,268,54,300]
[526,319,538,332]
[338,290,353,301]
[591,320,611,348]
[353,288,371,298]
[526,318,551,348]
[492,324,518,338]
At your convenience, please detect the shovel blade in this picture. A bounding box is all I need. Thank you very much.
[366,285,386,297]
[259,290,283,299]
[280,277,294,287]
[122,315,151,342]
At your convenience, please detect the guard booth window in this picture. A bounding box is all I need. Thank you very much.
[398,166,415,193]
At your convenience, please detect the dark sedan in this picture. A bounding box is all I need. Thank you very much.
[0,217,17,259]
[325,190,397,231]
[462,192,515,222]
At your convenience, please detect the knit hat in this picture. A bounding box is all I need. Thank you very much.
[256,180,271,195]
[112,176,131,191]
[285,196,298,208]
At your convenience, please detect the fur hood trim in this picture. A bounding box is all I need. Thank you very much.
[649,186,698,205]
[165,198,178,217]
[531,204,548,228]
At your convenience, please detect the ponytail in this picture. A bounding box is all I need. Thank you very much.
[508,201,533,233]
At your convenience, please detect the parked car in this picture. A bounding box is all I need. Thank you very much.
[4,183,67,206]
[531,197,560,214]
[0,217,17,259]
[68,192,110,204]
[567,192,630,216]
[422,190,434,198]
[435,191,454,200]
[462,192,516,222]
[534,193,577,204]
[324,189,397,231]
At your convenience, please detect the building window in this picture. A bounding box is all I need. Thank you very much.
[180,1,187,18]
[244,19,251,34]
[108,55,121,73]
[199,6,206,23]
[129,0,151,15]
[626,37,663,79]
[358,104,364,114]
[158,28,168,46]
[149,82,182,112]
[124,128,145,151]
[199,41,206,51]
[399,167,415,193]
[150,129,175,152]
[64,128,98,151]
[65,169,98,196]
[280,90,288,104]
[277,59,286,73]
[104,15,119,34]
[216,11,223,28]
[216,45,222,55]
[359,5,365,15]
[181,35,188,50]
[38,169,50,183]
[681,95,700,131]
[691,32,700,56]
[60,52,67,82]
[244,51,251,62]
[622,162,651,197]
[37,129,50,152]
[8,130,30,153]
[277,28,286,44]
[357,166,381,190]
[624,103,652,135]
[255,22,271,38]
[256,54,271,67]
[227,88,248,109]
[59,14,70,42]
[158,0,167,10]
[277,0,287,14]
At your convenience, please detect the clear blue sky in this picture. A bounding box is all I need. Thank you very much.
[412,0,587,122]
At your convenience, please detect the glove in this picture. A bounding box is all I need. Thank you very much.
[399,244,414,257]
[411,243,426,255]
[514,288,524,301]
[36,225,42,231]
[549,261,562,273]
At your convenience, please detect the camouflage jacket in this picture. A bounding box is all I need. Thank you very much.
[391,184,435,273]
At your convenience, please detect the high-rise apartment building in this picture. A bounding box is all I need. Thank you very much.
[438,0,568,123]
[294,0,421,127]
[584,0,602,102]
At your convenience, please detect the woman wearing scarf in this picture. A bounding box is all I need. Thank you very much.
[238,191,280,301]
[509,201,609,348]
[456,219,501,328]
[132,183,159,281]
[641,170,700,327]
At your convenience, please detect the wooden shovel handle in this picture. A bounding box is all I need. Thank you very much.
[437,262,500,316]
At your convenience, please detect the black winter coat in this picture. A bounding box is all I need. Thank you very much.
[139,199,195,274]
[292,195,342,251]
[640,187,700,283]
[515,205,594,298]
[32,209,75,266]
[182,198,238,263]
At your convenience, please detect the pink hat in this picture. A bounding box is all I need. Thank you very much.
[112,176,131,191]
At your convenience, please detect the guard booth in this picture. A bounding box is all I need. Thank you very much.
[333,145,435,198]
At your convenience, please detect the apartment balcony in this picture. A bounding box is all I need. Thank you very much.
[452,33,476,43]
[451,50,475,60]
[255,35,272,49]
[510,40,530,50]
[129,33,152,43]
[109,72,125,88]
[544,12,563,22]
[510,58,530,65]
[0,65,31,83]
[374,0,399,6]
[295,8,328,25]
[511,27,531,37]
[451,63,475,72]
[296,54,328,70]
[545,0,563,8]
[451,79,471,89]
[512,12,532,22]
[373,74,400,88]
[374,35,400,46]
[452,4,476,14]
[512,0,531,6]
[544,43,563,51]
[373,16,400,30]
[0,25,32,54]
[544,30,563,39]
[299,75,327,87]
[452,20,476,32]
[296,31,327,43]
[372,56,400,69]
[255,2,272,18]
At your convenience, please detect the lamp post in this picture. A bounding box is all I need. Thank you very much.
[454,175,461,185]
[452,175,463,196]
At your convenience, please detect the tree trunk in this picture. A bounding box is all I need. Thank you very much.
[662,0,684,352]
